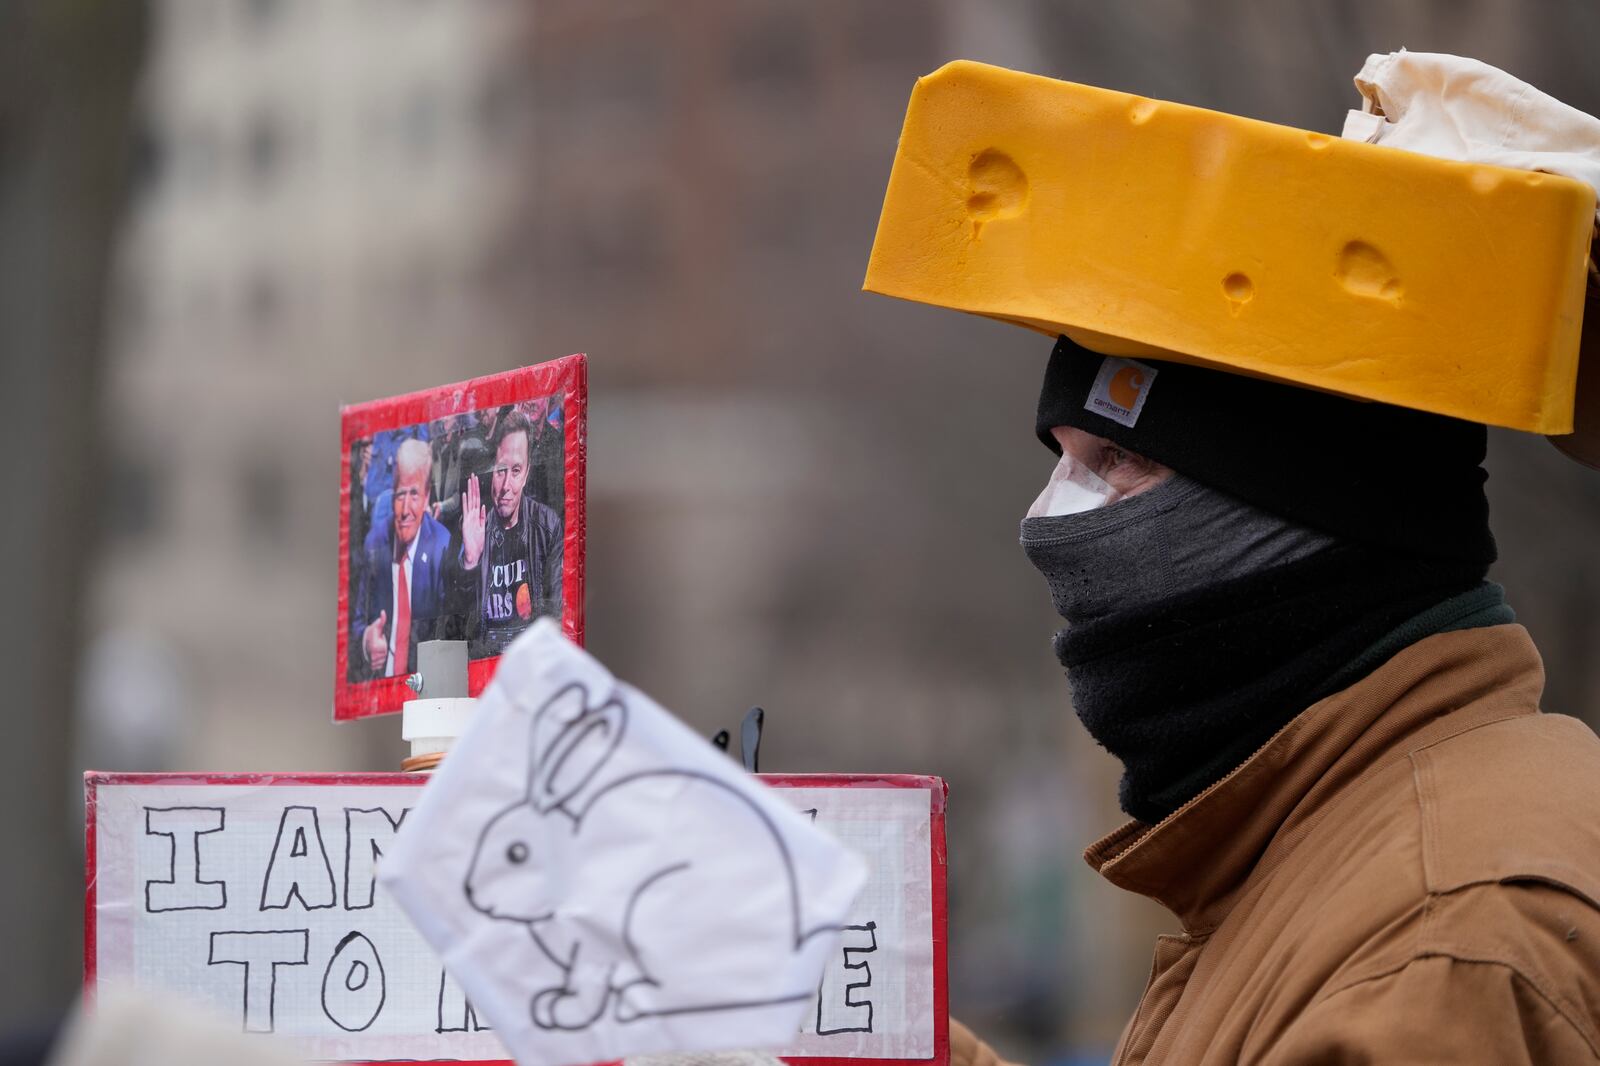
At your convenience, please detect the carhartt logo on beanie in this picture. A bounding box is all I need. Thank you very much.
[1086,356,1158,427]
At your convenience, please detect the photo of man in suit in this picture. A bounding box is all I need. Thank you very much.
[355,437,451,679]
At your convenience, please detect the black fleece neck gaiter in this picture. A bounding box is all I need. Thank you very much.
[1021,474,1335,623]
[1021,477,1487,824]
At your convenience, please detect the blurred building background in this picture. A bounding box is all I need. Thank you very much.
[3,1,1598,1062]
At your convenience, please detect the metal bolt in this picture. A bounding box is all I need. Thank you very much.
[406,672,424,695]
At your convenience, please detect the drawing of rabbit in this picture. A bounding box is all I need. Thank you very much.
[464,680,842,1032]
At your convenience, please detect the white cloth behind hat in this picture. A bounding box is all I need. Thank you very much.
[1341,49,1600,224]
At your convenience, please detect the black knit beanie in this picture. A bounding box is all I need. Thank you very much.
[1035,333,1496,565]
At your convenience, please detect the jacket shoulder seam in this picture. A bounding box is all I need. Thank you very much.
[1423,881,1600,1054]
[1411,723,1600,908]
[1312,941,1600,1056]
[1311,953,1600,1060]
[1408,706,1531,756]
[1412,746,1445,901]
[1408,710,1533,896]
[1421,945,1600,1059]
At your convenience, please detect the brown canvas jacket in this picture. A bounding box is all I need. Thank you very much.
[1091,624,1600,1064]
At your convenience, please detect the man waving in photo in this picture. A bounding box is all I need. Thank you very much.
[455,409,564,657]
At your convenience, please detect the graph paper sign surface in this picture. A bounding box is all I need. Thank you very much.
[85,772,947,1066]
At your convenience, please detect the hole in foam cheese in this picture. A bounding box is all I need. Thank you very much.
[863,60,1597,434]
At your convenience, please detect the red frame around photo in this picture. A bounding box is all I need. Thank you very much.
[335,355,587,720]
[84,771,949,1066]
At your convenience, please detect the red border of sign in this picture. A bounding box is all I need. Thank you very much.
[83,771,947,1066]
[335,355,588,721]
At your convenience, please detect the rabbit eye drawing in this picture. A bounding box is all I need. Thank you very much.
[462,680,850,1033]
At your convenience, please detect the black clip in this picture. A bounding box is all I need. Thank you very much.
[740,706,765,773]
[708,707,766,772]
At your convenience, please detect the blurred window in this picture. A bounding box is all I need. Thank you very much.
[130,124,165,198]
[845,4,935,67]
[112,276,148,344]
[245,109,286,186]
[746,174,811,254]
[109,453,164,545]
[241,0,286,32]
[360,98,391,158]
[557,190,665,287]
[534,29,666,121]
[476,67,529,144]
[239,458,289,546]
[178,120,222,193]
[242,270,283,335]
[173,0,224,39]
[471,224,536,309]
[728,9,814,93]
[185,276,220,334]
[407,254,440,319]
[402,85,441,162]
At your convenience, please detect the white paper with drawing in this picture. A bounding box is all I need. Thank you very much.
[380,618,870,1065]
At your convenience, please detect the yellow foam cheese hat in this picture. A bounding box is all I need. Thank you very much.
[864,61,1599,438]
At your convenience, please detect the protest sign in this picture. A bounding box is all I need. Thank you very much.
[85,771,947,1066]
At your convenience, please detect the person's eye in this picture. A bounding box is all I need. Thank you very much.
[1101,444,1132,470]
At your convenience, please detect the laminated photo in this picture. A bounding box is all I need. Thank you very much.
[335,355,587,720]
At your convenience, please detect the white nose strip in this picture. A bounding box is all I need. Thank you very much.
[1027,451,1124,517]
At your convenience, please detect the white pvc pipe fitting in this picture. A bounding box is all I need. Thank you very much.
[400,697,477,758]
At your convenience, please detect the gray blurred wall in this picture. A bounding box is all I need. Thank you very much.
[0,0,145,1040]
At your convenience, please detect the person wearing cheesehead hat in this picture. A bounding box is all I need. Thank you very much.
[866,52,1600,1064]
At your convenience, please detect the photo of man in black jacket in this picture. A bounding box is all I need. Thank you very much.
[454,408,564,659]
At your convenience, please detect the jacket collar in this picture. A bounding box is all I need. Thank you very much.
[1083,624,1545,934]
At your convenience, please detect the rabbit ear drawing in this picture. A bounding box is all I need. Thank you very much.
[528,683,627,813]
[529,684,587,785]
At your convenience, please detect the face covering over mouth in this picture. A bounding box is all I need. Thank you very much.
[1019,471,1491,824]
[1021,473,1336,624]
